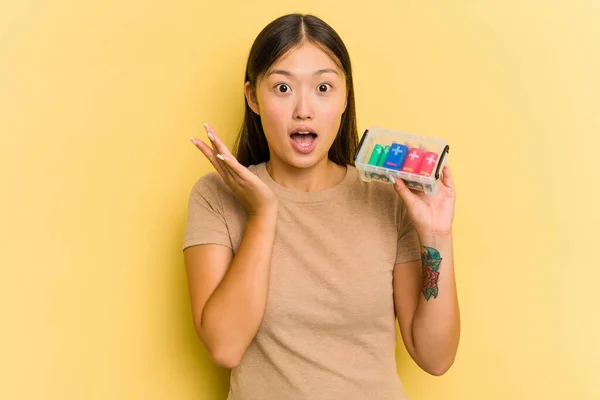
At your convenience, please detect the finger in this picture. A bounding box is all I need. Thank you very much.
[440,165,454,189]
[190,137,224,173]
[214,153,242,184]
[203,124,221,156]
[201,139,245,187]
[204,123,235,159]
[199,124,228,178]
[202,124,237,181]
[200,125,235,181]
[202,124,253,183]
[217,153,261,185]
[389,175,419,207]
[190,137,234,182]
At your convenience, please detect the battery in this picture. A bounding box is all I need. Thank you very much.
[376,145,391,167]
[402,148,425,173]
[419,152,439,176]
[383,143,409,170]
[368,144,384,165]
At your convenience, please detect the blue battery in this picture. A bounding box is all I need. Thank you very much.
[383,143,409,170]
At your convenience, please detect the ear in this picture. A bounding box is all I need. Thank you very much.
[245,82,260,115]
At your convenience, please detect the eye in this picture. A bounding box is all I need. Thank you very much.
[275,83,291,93]
[318,83,332,93]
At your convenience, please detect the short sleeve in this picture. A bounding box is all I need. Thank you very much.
[182,173,232,251]
[395,201,422,265]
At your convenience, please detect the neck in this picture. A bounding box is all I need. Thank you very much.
[266,156,347,192]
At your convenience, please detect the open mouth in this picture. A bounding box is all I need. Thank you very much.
[290,132,318,145]
[289,131,318,154]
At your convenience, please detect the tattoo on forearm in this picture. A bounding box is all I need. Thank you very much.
[421,247,442,301]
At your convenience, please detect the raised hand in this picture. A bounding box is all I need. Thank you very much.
[190,124,278,217]
[390,166,456,238]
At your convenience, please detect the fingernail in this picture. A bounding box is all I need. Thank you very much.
[207,132,215,141]
[216,154,225,161]
[388,176,396,184]
[190,137,196,144]
[203,123,209,131]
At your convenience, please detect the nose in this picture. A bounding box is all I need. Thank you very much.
[293,89,313,120]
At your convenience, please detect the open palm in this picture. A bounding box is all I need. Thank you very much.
[392,166,456,237]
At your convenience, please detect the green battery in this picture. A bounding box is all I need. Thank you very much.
[368,144,384,165]
[377,145,391,167]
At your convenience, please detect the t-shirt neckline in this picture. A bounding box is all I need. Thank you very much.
[254,162,357,203]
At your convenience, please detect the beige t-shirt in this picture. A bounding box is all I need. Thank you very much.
[183,162,422,400]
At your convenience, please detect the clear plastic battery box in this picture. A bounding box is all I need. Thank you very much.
[354,126,450,196]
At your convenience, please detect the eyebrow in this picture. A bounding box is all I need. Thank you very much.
[266,68,340,78]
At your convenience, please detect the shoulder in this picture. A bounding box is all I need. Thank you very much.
[188,172,235,210]
[190,172,228,199]
[188,170,248,216]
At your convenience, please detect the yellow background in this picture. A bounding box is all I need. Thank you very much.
[1,1,599,399]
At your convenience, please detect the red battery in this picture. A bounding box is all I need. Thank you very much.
[402,148,425,174]
[419,152,439,176]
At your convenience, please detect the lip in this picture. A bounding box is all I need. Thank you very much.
[289,125,317,135]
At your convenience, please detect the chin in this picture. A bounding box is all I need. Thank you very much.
[284,153,329,170]
[290,154,328,169]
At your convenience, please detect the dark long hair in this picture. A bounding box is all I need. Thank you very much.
[232,13,358,167]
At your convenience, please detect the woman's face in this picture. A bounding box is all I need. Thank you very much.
[245,42,348,170]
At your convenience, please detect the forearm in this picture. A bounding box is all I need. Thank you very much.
[201,211,277,364]
[412,232,460,375]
